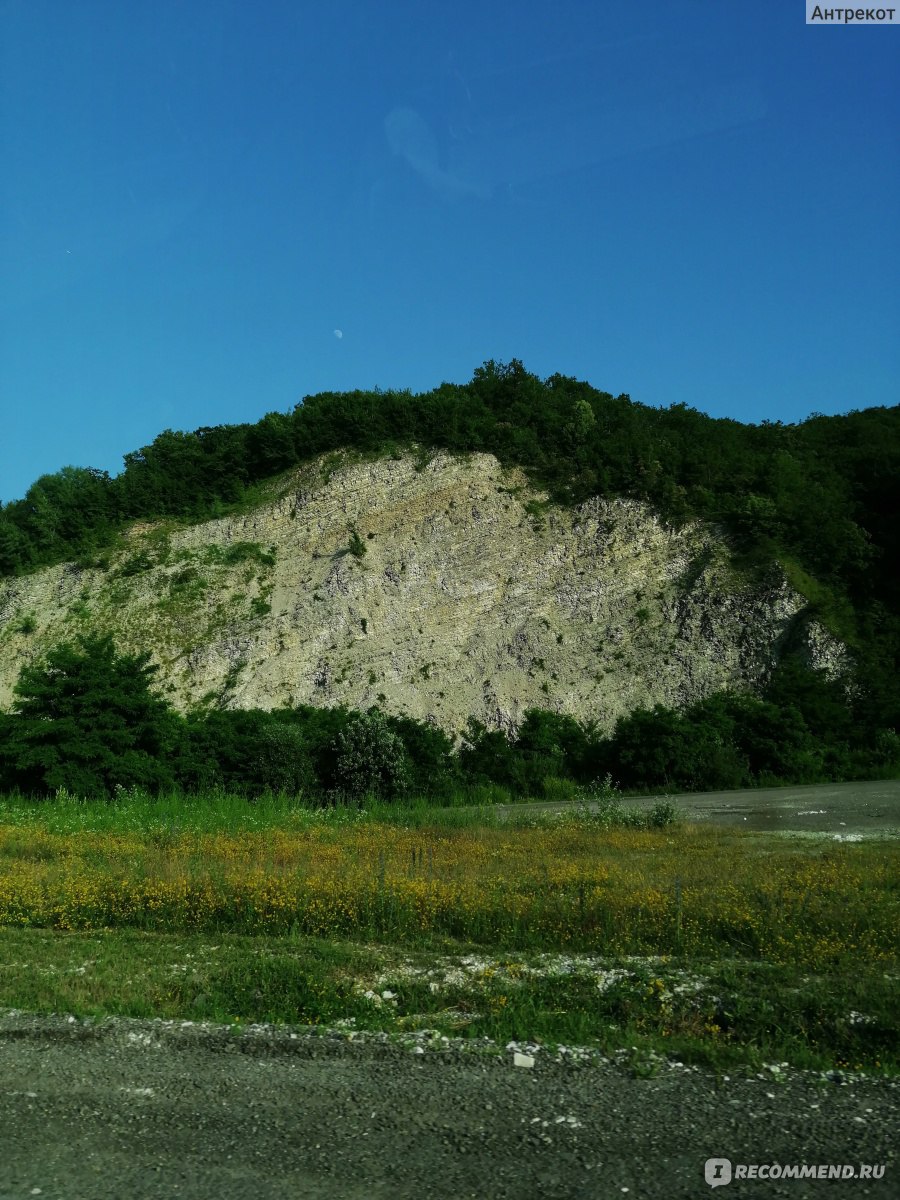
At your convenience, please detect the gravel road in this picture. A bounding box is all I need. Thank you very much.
[0,1015,895,1200]
[494,779,900,837]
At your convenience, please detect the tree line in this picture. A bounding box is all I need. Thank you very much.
[1,362,896,593]
[0,637,895,803]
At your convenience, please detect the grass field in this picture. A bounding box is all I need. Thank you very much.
[0,790,897,1075]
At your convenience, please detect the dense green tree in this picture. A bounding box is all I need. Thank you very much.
[0,519,28,575]
[172,708,320,797]
[245,412,298,477]
[0,635,178,797]
[251,721,318,795]
[606,704,748,792]
[692,692,820,784]
[764,661,854,748]
[275,704,356,794]
[332,709,410,801]
[458,718,526,792]
[379,713,458,797]
[514,709,591,790]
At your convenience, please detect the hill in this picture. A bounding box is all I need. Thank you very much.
[0,361,898,796]
[0,448,849,733]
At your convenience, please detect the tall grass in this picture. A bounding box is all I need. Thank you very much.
[0,781,673,835]
[0,810,895,969]
[0,792,896,1072]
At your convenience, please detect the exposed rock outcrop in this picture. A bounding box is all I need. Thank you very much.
[0,451,849,735]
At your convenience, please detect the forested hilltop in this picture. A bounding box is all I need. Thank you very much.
[3,360,898,590]
[0,360,898,799]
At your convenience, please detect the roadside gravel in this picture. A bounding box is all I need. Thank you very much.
[0,1013,895,1199]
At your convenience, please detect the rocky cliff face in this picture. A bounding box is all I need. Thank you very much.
[0,451,849,735]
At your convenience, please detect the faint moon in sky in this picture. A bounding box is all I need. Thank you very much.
[333,328,343,339]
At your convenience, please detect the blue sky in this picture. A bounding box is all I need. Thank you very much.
[1,0,897,503]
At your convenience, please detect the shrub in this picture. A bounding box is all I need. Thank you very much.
[332,710,410,801]
[647,800,679,828]
[580,772,623,804]
[118,552,155,576]
[251,722,317,797]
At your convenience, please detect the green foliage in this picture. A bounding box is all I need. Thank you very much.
[174,709,313,796]
[118,552,155,577]
[178,954,367,1026]
[215,541,276,568]
[514,708,591,793]
[648,800,679,828]
[564,396,596,454]
[588,662,900,794]
[249,722,317,796]
[347,528,367,559]
[603,705,739,793]
[0,521,26,575]
[332,710,410,801]
[0,636,894,804]
[458,718,526,792]
[522,498,549,531]
[580,772,623,804]
[378,712,458,798]
[0,635,176,798]
[170,566,200,589]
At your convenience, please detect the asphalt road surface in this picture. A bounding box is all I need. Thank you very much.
[0,1015,896,1200]
[495,779,900,837]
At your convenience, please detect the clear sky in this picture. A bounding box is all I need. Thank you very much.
[1,0,897,503]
